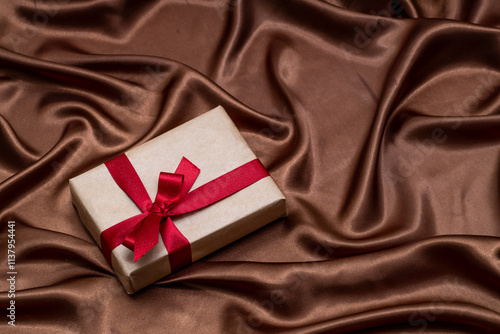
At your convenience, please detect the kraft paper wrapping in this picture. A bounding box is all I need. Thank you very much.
[69,106,286,293]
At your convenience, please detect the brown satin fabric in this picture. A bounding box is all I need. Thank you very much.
[1,0,500,333]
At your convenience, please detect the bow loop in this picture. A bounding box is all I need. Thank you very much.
[155,172,185,208]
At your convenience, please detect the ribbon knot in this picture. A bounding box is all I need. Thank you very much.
[100,153,270,272]
[121,171,192,260]
[149,202,166,215]
[149,172,185,215]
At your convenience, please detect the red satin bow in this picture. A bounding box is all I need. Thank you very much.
[100,153,269,272]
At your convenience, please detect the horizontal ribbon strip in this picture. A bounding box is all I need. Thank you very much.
[100,153,269,272]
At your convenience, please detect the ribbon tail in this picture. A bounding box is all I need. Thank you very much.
[160,217,192,272]
[132,214,162,262]
[100,212,149,265]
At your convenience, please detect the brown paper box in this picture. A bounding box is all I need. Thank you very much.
[69,106,286,293]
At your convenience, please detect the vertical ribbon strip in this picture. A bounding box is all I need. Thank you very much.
[100,154,269,272]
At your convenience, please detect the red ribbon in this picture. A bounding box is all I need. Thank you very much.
[100,153,269,272]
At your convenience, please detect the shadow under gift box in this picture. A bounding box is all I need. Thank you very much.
[69,106,286,294]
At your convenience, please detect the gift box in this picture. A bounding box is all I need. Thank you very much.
[69,106,286,293]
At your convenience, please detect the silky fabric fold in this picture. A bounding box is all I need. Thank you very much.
[2,0,500,333]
